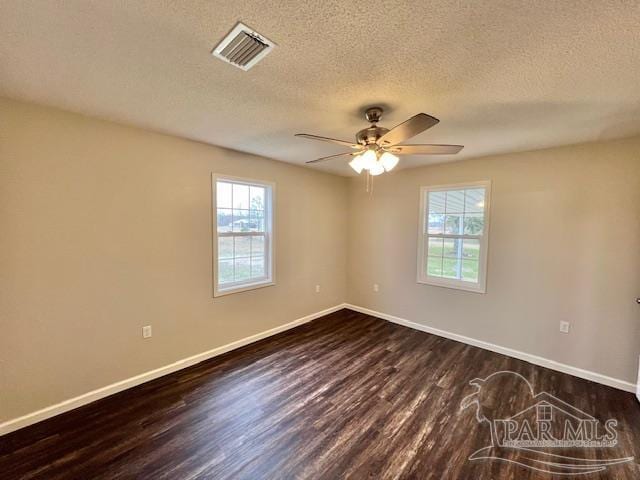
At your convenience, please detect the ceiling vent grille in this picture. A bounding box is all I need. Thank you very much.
[212,22,275,71]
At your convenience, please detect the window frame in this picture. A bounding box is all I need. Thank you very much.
[417,180,491,293]
[212,174,275,297]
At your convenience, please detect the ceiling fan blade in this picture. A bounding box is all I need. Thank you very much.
[295,133,360,149]
[388,144,463,155]
[377,113,440,147]
[305,152,358,164]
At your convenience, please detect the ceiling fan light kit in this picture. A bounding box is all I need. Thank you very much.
[295,107,463,178]
[347,147,398,175]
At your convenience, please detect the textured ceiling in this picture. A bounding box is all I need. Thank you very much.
[1,1,639,176]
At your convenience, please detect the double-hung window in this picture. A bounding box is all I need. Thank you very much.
[417,181,490,293]
[212,175,274,297]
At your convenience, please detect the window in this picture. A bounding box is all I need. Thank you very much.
[417,181,490,293]
[537,404,553,422]
[212,175,274,296]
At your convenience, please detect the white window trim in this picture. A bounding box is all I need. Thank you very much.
[417,180,491,294]
[212,173,275,297]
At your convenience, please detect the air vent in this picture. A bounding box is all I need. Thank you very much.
[212,22,275,71]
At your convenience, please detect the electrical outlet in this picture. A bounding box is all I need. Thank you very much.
[373,284,379,292]
[315,284,321,293]
[559,321,570,334]
[142,325,152,338]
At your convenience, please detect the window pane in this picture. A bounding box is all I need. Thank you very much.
[427,237,443,256]
[462,239,480,259]
[251,256,265,277]
[234,257,251,282]
[249,210,265,232]
[445,190,465,213]
[217,208,232,233]
[427,255,443,276]
[428,191,446,213]
[218,259,234,285]
[214,178,273,295]
[462,259,479,282]
[465,188,485,213]
[443,238,461,258]
[251,235,265,257]
[420,184,489,291]
[427,213,444,234]
[217,181,232,209]
[444,214,462,235]
[232,209,250,232]
[234,236,251,257]
[233,183,249,209]
[443,257,460,279]
[250,186,265,211]
[463,213,484,235]
[218,237,233,260]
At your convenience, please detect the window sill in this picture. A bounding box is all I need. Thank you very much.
[214,279,275,297]
[417,276,486,294]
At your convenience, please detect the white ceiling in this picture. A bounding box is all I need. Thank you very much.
[2,1,639,176]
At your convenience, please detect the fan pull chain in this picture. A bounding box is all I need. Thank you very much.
[365,171,374,196]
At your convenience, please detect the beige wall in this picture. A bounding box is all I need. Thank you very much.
[2,96,639,426]
[348,136,640,384]
[0,98,348,422]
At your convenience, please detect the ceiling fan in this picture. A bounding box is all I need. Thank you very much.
[295,107,463,175]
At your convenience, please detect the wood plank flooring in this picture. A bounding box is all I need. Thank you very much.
[1,309,639,479]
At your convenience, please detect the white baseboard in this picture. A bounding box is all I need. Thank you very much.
[3,302,635,436]
[345,304,637,394]
[0,304,346,436]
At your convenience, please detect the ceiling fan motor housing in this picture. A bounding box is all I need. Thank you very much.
[357,107,389,146]
[356,126,389,146]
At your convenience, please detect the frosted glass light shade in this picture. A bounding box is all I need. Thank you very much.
[380,152,399,171]
[349,155,364,174]
[369,161,384,176]
[360,149,377,170]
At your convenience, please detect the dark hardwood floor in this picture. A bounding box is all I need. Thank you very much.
[1,309,639,479]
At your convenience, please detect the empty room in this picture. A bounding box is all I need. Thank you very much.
[1,1,640,479]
